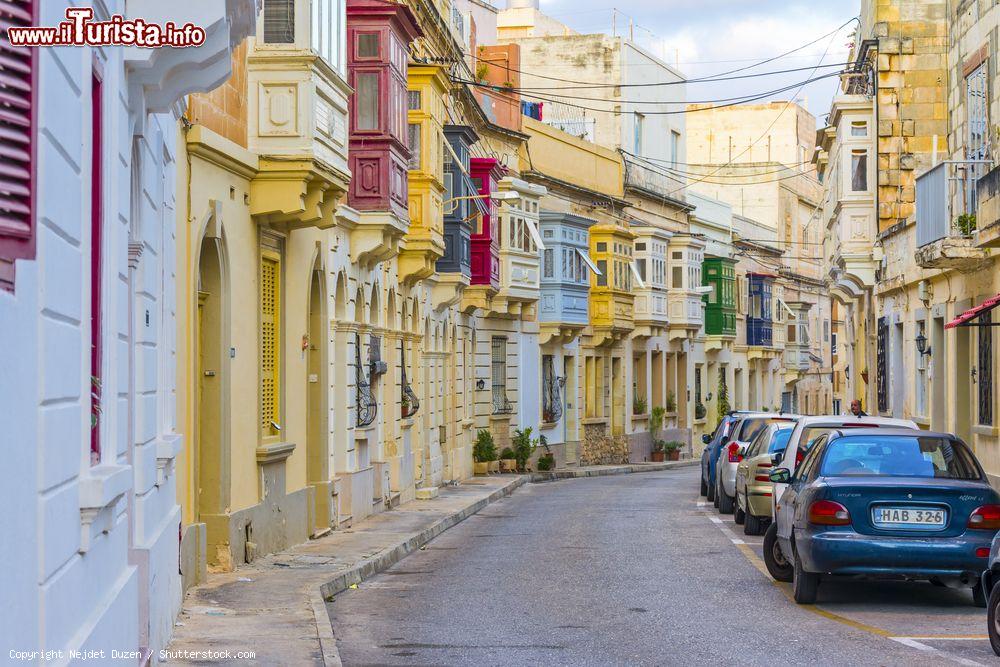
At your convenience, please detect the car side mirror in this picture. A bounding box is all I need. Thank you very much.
[770,449,786,466]
[702,434,712,445]
[769,468,791,484]
[738,444,748,457]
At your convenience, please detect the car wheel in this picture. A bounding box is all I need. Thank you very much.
[974,581,989,608]
[718,486,735,514]
[929,577,946,587]
[700,474,708,497]
[763,523,792,582]
[745,502,763,536]
[707,476,716,503]
[734,498,745,525]
[988,581,1000,656]
[792,546,820,605]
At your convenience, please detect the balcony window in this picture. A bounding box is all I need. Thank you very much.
[544,249,553,278]
[407,123,421,169]
[596,260,608,287]
[672,266,683,289]
[356,32,379,58]
[850,121,867,137]
[408,89,422,111]
[356,72,379,130]
[968,64,989,160]
[264,0,296,43]
[636,258,646,283]
[851,150,868,191]
[312,0,344,70]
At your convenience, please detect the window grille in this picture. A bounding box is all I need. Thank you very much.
[876,316,888,413]
[400,342,419,418]
[491,337,513,414]
[542,355,562,423]
[979,312,994,426]
[356,332,377,427]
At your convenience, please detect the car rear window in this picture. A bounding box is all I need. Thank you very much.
[819,435,981,480]
[768,428,793,453]
[736,417,793,443]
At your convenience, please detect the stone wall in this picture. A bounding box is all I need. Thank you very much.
[580,422,629,465]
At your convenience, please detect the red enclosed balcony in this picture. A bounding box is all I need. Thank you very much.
[470,157,505,290]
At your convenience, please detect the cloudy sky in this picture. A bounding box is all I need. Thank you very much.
[534,0,861,122]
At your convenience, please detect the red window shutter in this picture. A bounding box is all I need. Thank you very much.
[0,0,37,291]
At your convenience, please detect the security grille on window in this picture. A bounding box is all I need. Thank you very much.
[491,337,513,414]
[356,333,377,427]
[968,64,990,161]
[542,355,562,423]
[979,312,993,426]
[876,316,888,413]
[264,0,296,43]
[400,342,419,418]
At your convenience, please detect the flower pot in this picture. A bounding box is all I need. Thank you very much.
[501,458,518,473]
[473,461,489,475]
[668,450,681,461]
[650,451,666,463]
[488,460,500,473]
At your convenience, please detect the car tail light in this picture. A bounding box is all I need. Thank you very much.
[976,547,991,558]
[727,442,741,463]
[754,474,771,482]
[808,500,851,526]
[757,463,772,468]
[968,505,1000,530]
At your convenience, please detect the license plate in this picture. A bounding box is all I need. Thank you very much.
[872,506,946,527]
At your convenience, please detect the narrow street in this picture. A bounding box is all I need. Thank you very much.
[329,469,994,666]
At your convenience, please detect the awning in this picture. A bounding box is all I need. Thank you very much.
[777,298,796,319]
[525,218,545,251]
[629,260,646,289]
[946,292,1000,329]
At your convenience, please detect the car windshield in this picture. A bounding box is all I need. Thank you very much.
[736,417,793,443]
[819,435,981,479]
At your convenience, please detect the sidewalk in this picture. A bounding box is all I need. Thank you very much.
[166,475,525,665]
[166,461,695,665]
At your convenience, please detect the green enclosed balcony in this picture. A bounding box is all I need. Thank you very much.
[702,257,737,337]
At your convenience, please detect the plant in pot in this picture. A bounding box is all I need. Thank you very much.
[649,406,666,462]
[695,402,707,420]
[473,429,497,475]
[499,447,517,473]
[665,440,684,461]
[512,426,538,472]
[665,391,677,413]
[633,395,647,416]
[536,451,556,471]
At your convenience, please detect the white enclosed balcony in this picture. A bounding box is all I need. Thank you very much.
[494,178,547,318]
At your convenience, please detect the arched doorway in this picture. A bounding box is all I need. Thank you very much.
[196,234,229,528]
[306,263,329,535]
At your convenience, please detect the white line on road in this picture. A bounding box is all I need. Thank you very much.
[889,637,986,667]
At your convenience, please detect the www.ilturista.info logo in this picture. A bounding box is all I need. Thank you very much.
[6,8,207,48]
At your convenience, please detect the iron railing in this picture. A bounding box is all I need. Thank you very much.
[400,343,419,418]
[916,160,992,247]
[542,360,563,423]
[979,312,994,426]
[492,386,514,415]
[356,333,377,428]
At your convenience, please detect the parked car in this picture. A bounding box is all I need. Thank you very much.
[763,415,919,583]
[767,428,998,606]
[734,422,795,535]
[700,413,743,500]
[983,533,1000,655]
[715,413,799,514]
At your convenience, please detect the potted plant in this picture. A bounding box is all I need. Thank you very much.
[473,429,497,475]
[633,395,648,415]
[499,447,517,473]
[651,440,666,463]
[536,452,556,471]
[665,391,677,413]
[512,427,538,472]
[400,395,411,418]
[956,212,977,236]
[665,441,683,461]
[695,402,707,420]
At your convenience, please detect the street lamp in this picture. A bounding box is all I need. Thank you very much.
[915,331,932,357]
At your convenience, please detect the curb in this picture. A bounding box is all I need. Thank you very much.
[317,475,527,603]
[528,459,698,482]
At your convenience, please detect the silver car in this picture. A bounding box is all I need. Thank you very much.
[715,413,800,515]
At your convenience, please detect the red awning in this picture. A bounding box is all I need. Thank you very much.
[945,292,1000,329]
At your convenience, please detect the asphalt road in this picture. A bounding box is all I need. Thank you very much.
[328,468,995,666]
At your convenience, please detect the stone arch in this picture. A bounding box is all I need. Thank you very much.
[306,253,330,534]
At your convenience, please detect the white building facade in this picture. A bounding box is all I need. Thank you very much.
[0,1,256,660]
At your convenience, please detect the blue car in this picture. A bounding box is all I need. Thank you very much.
[768,428,1000,605]
[699,414,742,499]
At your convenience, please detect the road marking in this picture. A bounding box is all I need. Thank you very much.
[894,636,989,641]
[693,496,987,664]
[889,637,986,667]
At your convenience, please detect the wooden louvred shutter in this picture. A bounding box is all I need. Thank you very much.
[260,253,281,437]
[0,0,36,291]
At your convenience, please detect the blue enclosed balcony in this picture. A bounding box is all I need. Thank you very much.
[438,124,481,278]
[538,211,599,341]
[747,273,775,347]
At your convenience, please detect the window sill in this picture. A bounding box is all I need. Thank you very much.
[973,424,1000,438]
[581,417,607,426]
[256,441,296,465]
[540,421,558,430]
[79,464,132,554]
[154,433,184,487]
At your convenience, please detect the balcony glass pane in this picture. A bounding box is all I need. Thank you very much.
[356,73,379,130]
[264,0,295,43]
[357,32,379,58]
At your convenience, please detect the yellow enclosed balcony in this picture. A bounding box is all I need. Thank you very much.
[247,1,352,231]
[588,222,636,346]
[399,64,449,284]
